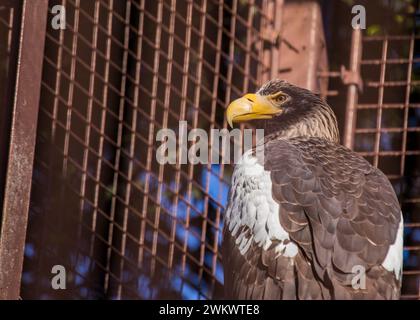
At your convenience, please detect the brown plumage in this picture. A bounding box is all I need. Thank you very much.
[223,80,403,300]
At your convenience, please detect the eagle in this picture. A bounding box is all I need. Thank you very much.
[223,80,403,300]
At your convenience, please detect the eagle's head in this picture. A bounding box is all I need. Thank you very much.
[226,79,339,143]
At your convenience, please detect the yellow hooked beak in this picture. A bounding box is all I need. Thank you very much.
[226,93,283,128]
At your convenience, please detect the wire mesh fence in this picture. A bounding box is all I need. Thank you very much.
[0,0,418,300]
[319,32,420,300]
[354,34,420,299]
[20,0,282,299]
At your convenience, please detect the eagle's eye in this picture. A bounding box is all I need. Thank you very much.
[269,92,288,105]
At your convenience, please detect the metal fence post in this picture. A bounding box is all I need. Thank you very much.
[0,0,48,299]
[343,28,363,150]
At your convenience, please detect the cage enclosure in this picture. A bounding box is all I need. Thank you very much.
[0,0,419,300]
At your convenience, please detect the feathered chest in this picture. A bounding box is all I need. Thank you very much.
[225,150,298,258]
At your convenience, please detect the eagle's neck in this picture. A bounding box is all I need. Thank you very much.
[263,105,340,143]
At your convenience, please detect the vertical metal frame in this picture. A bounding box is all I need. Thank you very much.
[343,28,363,150]
[0,0,48,299]
[0,1,21,216]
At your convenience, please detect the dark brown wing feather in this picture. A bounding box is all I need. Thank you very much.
[223,137,402,299]
[223,225,324,299]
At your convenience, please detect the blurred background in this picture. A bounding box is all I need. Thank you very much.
[0,0,419,299]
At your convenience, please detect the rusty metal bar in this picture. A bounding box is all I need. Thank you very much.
[101,0,116,295]
[109,0,131,299]
[400,34,416,186]
[343,28,362,150]
[138,0,163,275]
[0,0,48,299]
[0,2,20,222]
[178,0,196,291]
[117,0,145,299]
[205,0,224,296]
[83,0,100,265]
[373,37,388,167]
